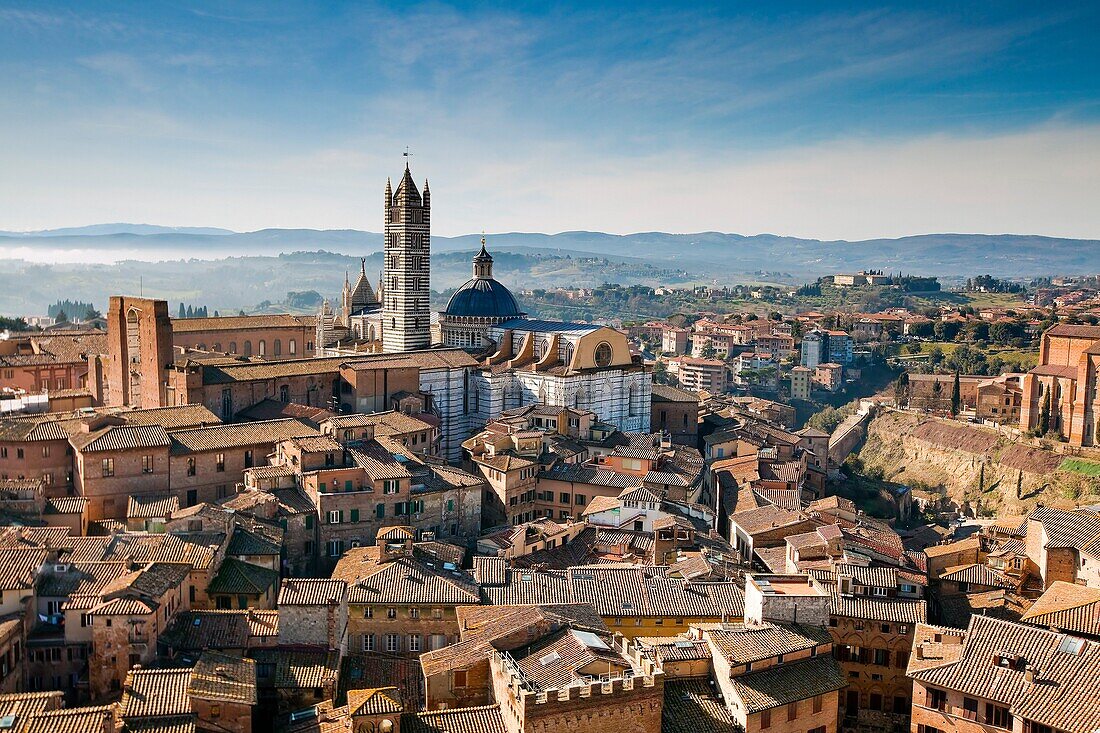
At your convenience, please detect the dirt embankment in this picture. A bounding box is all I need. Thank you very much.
[856,410,1100,517]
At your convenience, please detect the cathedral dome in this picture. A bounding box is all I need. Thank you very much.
[443,239,523,319]
[444,277,522,318]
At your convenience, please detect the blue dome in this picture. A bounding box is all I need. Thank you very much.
[444,277,522,318]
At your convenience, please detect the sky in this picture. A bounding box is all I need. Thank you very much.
[1,1,1099,240]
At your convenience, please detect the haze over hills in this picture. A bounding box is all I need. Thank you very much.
[0,226,1097,278]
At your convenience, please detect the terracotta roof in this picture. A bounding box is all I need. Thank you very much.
[325,410,436,436]
[731,655,847,713]
[207,557,279,596]
[161,609,279,650]
[1020,581,1100,637]
[0,547,46,590]
[403,705,507,733]
[251,649,340,689]
[910,614,1100,733]
[116,404,221,430]
[171,313,313,332]
[120,668,193,719]
[340,554,479,606]
[512,627,630,689]
[187,651,257,704]
[922,536,981,558]
[705,622,832,665]
[940,563,1016,589]
[127,494,180,519]
[730,504,808,535]
[70,424,172,452]
[278,578,347,606]
[661,677,737,732]
[1029,506,1100,550]
[170,418,319,453]
[45,496,87,515]
[122,717,196,733]
[24,705,116,733]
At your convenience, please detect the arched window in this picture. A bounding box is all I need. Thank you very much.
[212,343,221,352]
[280,385,289,402]
[289,339,297,355]
[258,340,266,356]
[243,341,252,356]
[274,339,282,356]
[229,342,237,354]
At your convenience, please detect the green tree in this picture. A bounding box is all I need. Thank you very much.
[951,372,961,416]
[179,303,186,318]
[1038,388,1051,435]
[54,309,68,324]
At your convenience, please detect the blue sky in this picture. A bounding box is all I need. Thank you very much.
[2,1,1099,239]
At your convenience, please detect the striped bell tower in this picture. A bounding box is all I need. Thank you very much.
[382,164,431,352]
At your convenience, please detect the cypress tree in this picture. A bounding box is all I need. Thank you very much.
[951,372,961,416]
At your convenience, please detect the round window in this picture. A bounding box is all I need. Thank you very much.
[593,341,613,367]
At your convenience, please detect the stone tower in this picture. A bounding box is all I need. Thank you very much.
[382,164,431,352]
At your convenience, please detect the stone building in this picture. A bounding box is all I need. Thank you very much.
[333,533,479,657]
[651,384,699,446]
[382,165,432,353]
[0,330,105,395]
[86,562,191,699]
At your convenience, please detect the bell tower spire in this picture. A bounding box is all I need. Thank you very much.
[381,159,431,353]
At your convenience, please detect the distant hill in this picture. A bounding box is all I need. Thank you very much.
[0,227,1096,278]
[0,223,235,237]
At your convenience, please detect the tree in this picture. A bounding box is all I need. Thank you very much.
[894,372,910,406]
[186,305,194,318]
[951,372,961,416]
[54,309,68,324]
[178,303,186,318]
[1038,388,1051,435]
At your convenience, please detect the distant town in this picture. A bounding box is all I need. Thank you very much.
[0,168,1098,733]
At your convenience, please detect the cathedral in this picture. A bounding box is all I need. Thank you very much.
[316,163,652,452]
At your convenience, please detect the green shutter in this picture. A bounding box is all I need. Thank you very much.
[350,509,360,523]
[305,515,314,529]
[338,510,344,523]
[376,503,385,519]
[446,499,454,512]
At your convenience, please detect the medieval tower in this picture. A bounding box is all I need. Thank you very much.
[382,164,431,352]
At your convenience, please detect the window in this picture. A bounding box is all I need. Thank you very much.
[453,669,467,687]
[410,608,420,619]
[874,648,889,666]
[328,510,342,524]
[760,709,771,729]
[560,492,571,504]
[327,539,343,557]
[280,385,289,402]
[101,458,114,477]
[896,650,910,668]
[383,479,400,494]
[986,703,1012,729]
[385,634,400,652]
[216,453,225,472]
[140,454,154,474]
[376,503,385,519]
[593,341,614,367]
[187,458,196,476]
[963,697,979,720]
[290,339,297,355]
[787,702,798,721]
[928,688,947,712]
[409,634,421,652]
[42,445,50,458]
[362,634,375,652]
[812,695,823,714]
[387,608,397,619]
[244,450,253,468]
[350,509,359,523]
[575,494,586,505]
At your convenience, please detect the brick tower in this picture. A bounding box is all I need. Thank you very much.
[382,164,431,352]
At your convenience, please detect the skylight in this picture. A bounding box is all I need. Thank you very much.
[573,630,610,650]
